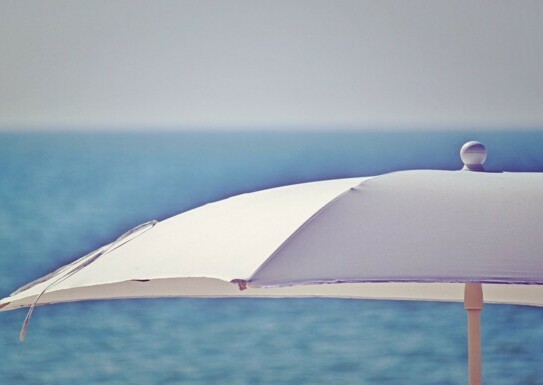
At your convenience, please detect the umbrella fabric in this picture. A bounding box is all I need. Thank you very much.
[1,170,543,313]
[0,177,366,310]
[250,170,543,287]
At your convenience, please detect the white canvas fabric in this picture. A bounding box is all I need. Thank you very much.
[249,170,543,287]
[0,177,367,311]
[1,170,543,312]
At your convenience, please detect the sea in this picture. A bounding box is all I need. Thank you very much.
[1,130,542,385]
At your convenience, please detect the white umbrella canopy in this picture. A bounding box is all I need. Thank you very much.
[1,141,542,384]
[1,142,542,311]
[2,168,543,310]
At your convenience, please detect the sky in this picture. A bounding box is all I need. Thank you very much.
[1,0,543,130]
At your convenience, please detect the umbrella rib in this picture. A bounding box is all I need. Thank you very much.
[246,178,377,287]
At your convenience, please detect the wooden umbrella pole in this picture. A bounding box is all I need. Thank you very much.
[464,282,483,385]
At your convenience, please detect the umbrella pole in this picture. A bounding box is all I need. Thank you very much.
[464,282,483,385]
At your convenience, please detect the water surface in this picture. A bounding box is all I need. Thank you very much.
[1,130,542,384]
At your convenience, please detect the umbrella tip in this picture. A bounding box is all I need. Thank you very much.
[460,141,486,171]
[231,279,248,291]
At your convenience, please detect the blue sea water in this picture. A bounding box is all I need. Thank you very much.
[1,130,543,385]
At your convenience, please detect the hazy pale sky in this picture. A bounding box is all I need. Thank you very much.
[1,0,542,130]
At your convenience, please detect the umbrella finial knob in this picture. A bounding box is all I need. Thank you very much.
[460,141,486,171]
